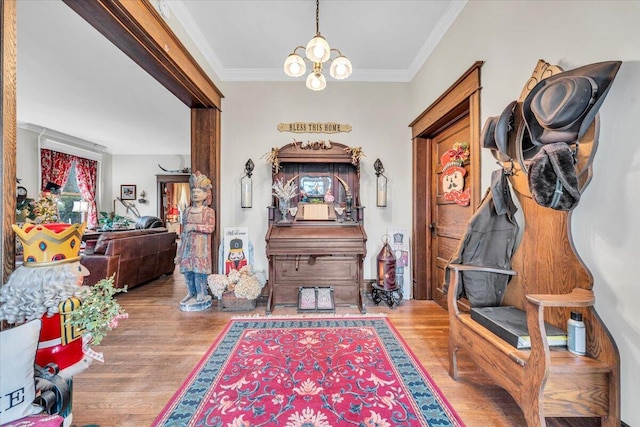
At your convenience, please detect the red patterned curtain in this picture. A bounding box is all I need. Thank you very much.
[75,157,98,228]
[40,148,74,191]
[41,148,99,229]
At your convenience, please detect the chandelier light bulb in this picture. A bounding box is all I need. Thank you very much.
[306,72,327,91]
[284,53,306,77]
[329,55,352,80]
[306,35,330,63]
[313,45,325,60]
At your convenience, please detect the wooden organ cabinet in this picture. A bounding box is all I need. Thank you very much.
[265,142,367,314]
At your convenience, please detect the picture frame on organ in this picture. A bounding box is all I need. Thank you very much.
[120,184,136,201]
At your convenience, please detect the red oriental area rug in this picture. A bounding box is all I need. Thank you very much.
[152,315,464,427]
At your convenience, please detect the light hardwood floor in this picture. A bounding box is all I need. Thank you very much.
[70,270,599,427]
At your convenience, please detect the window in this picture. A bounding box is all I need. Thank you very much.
[57,160,83,224]
[40,146,99,228]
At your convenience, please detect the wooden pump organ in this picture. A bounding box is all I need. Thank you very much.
[265,142,367,314]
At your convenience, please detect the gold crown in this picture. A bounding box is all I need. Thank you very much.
[13,222,86,267]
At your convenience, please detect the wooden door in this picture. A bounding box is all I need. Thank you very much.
[156,174,190,224]
[410,62,483,303]
[430,116,474,308]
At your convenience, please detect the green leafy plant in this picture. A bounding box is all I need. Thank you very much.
[66,275,128,346]
[98,211,133,230]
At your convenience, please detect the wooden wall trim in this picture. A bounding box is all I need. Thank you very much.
[62,0,223,109]
[410,61,483,300]
[192,108,221,273]
[412,136,430,299]
[410,61,483,139]
[1,0,17,283]
[467,89,482,210]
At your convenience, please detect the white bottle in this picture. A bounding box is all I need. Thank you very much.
[567,311,586,356]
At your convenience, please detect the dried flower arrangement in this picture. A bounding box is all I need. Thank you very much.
[65,275,128,346]
[207,265,267,300]
[343,146,365,165]
[272,176,298,201]
[292,139,334,150]
[261,147,281,173]
[263,144,364,172]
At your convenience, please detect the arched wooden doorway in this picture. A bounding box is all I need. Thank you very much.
[1,0,224,280]
[410,62,483,307]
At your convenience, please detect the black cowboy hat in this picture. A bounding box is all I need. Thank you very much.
[482,100,517,162]
[523,61,621,146]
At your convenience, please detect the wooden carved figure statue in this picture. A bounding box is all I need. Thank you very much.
[176,171,216,311]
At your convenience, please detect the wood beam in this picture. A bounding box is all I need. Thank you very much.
[62,0,223,110]
[1,0,17,283]
[192,108,221,273]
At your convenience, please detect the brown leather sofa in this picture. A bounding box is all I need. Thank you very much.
[81,228,177,289]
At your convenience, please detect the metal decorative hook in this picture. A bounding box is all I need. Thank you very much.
[244,159,255,178]
[499,159,515,176]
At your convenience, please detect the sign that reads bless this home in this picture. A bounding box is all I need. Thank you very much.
[277,122,352,134]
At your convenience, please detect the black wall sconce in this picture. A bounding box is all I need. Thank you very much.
[241,159,254,208]
[138,190,147,204]
[374,158,387,207]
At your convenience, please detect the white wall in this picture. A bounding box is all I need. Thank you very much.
[408,1,639,424]
[16,127,39,195]
[110,154,190,218]
[219,81,412,278]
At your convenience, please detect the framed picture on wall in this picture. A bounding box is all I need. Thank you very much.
[120,184,136,201]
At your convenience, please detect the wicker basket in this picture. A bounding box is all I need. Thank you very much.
[221,291,257,311]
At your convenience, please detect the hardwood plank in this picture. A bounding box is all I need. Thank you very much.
[69,269,598,427]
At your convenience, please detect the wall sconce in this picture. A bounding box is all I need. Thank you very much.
[374,158,387,207]
[241,159,254,208]
[138,190,147,204]
[72,200,89,223]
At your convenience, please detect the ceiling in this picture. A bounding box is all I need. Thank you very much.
[16,0,466,155]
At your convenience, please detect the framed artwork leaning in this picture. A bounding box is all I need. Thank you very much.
[120,185,136,201]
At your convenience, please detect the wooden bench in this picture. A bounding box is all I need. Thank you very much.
[446,61,620,426]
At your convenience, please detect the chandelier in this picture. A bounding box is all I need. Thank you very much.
[283,0,352,91]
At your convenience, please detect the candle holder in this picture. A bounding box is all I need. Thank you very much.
[241,159,254,208]
[345,195,353,221]
[374,158,387,207]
